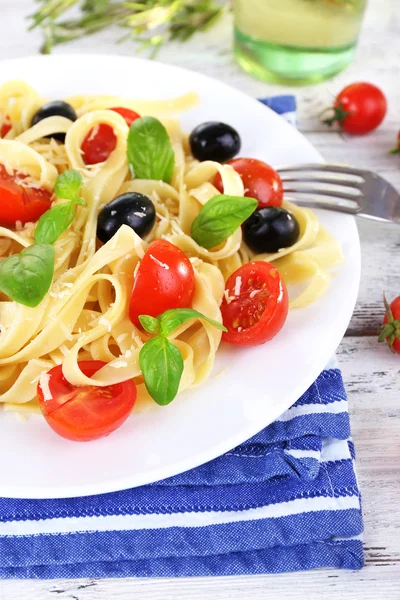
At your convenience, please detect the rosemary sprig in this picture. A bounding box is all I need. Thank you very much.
[29,0,226,55]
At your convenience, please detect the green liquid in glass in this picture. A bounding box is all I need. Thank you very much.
[234,0,367,85]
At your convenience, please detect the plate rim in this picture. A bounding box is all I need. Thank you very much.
[0,54,361,498]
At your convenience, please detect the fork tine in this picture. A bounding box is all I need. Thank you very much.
[280,175,362,189]
[285,196,361,215]
[283,186,362,201]
[278,163,366,180]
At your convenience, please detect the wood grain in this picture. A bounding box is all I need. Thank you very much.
[1,0,400,597]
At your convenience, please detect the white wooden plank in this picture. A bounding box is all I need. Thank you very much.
[2,565,400,600]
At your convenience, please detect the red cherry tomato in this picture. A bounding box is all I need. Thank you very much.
[37,360,137,442]
[110,107,141,127]
[326,82,387,135]
[390,131,400,155]
[1,116,11,138]
[81,123,117,165]
[381,296,400,355]
[213,158,283,208]
[221,261,288,346]
[0,164,52,227]
[81,107,141,165]
[129,239,196,325]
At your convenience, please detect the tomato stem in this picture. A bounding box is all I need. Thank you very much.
[322,102,352,129]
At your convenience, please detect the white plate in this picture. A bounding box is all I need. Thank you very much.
[0,55,360,499]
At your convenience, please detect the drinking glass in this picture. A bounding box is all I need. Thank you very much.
[234,0,367,85]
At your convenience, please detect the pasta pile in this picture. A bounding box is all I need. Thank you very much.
[0,80,343,413]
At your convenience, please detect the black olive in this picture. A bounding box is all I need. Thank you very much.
[31,101,78,143]
[189,122,241,163]
[97,192,156,243]
[243,207,300,254]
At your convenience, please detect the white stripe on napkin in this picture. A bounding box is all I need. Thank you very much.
[276,399,347,422]
[321,438,351,462]
[1,494,360,537]
[285,439,350,463]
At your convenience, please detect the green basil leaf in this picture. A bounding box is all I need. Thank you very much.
[0,244,55,308]
[139,336,183,406]
[139,315,160,335]
[159,308,227,337]
[191,194,258,250]
[34,201,76,245]
[127,116,175,184]
[54,169,82,201]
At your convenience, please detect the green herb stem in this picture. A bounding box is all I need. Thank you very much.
[29,0,225,55]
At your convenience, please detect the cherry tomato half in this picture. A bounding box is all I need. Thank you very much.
[0,164,52,227]
[221,261,288,346]
[381,296,400,355]
[110,107,141,127]
[37,360,137,442]
[213,158,283,208]
[81,107,141,165]
[326,82,387,135]
[129,239,196,326]
[1,115,11,138]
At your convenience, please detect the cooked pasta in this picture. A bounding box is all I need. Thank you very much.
[0,80,343,427]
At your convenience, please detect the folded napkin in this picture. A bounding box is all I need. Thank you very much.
[0,97,364,579]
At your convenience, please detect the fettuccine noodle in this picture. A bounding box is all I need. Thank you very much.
[0,80,343,416]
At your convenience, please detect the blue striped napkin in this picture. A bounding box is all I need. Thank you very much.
[0,97,364,579]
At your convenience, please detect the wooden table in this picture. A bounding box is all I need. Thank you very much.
[1,1,399,598]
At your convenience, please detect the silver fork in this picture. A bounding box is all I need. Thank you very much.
[278,164,400,224]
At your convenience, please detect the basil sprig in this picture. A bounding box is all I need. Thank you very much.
[35,169,85,245]
[54,169,83,201]
[191,194,258,250]
[0,244,55,308]
[0,170,83,307]
[127,116,175,183]
[139,308,227,406]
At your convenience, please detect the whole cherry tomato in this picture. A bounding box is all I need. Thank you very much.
[324,82,387,135]
[129,240,196,326]
[380,296,400,355]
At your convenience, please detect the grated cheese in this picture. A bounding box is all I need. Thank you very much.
[234,276,242,296]
[50,289,72,299]
[86,124,99,142]
[109,359,128,369]
[116,333,128,344]
[99,315,112,332]
[149,254,169,270]
[39,372,52,401]
[59,345,69,357]
[224,290,235,305]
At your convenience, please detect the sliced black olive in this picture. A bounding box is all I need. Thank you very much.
[189,122,241,163]
[243,207,300,254]
[31,101,78,143]
[97,192,156,243]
